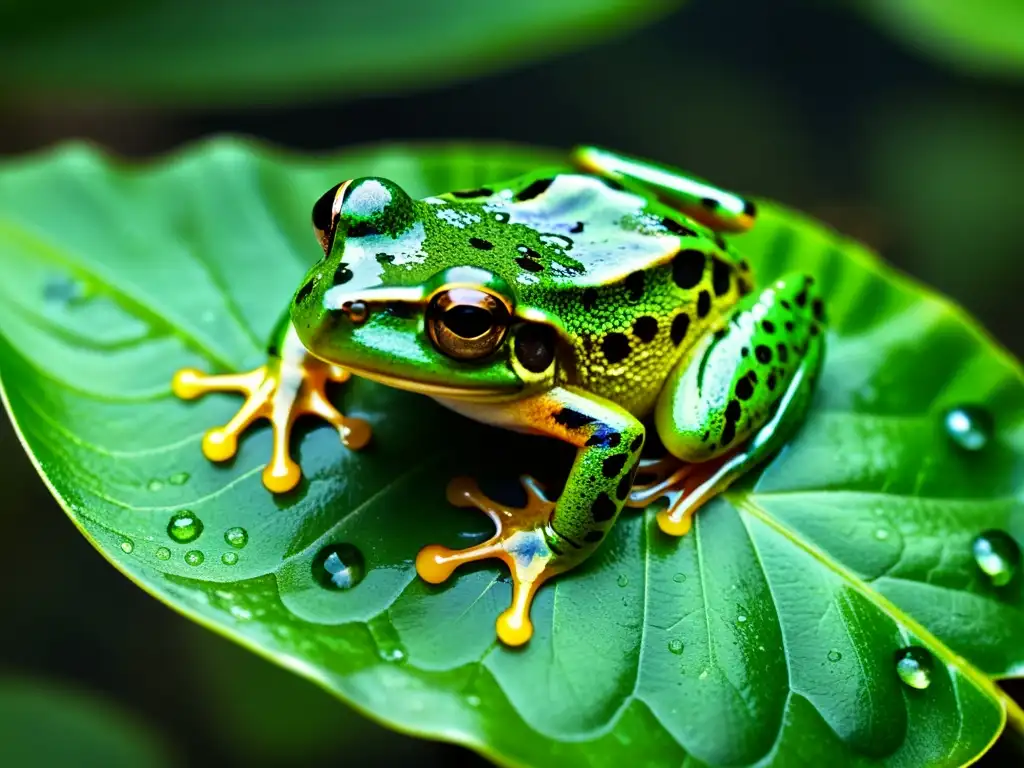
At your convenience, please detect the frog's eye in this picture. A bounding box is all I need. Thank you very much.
[427,288,510,361]
[311,180,348,256]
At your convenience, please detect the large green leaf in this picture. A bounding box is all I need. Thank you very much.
[860,0,1024,77]
[1,140,1023,767]
[0,0,677,105]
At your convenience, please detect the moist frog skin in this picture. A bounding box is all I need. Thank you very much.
[172,146,826,646]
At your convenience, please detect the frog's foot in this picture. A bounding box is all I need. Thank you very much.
[626,452,735,536]
[416,476,568,647]
[171,356,371,494]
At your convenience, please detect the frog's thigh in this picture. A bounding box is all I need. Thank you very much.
[655,272,826,463]
[571,145,757,233]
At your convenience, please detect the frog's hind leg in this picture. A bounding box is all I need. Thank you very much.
[571,145,757,233]
[172,311,371,493]
[641,273,826,535]
[417,386,645,646]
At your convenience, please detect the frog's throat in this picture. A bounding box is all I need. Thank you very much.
[338,364,522,403]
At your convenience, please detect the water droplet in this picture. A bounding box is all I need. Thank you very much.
[221,552,239,566]
[672,572,687,584]
[367,615,407,663]
[230,605,252,621]
[147,479,165,492]
[184,550,205,567]
[167,511,204,543]
[668,639,685,655]
[119,539,134,554]
[43,275,86,305]
[737,614,747,623]
[224,527,249,549]
[972,530,1020,587]
[875,528,890,540]
[466,694,482,707]
[155,547,171,561]
[895,647,933,690]
[169,472,190,486]
[312,543,365,590]
[616,573,629,588]
[944,405,993,452]
[827,649,842,663]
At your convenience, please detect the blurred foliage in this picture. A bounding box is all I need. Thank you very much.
[866,97,1024,327]
[2,140,1023,766]
[0,0,679,105]
[860,0,1024,77]
[0,677,172,767]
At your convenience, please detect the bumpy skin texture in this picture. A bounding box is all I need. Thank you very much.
[174,147,825,645]
[291,171,755,416]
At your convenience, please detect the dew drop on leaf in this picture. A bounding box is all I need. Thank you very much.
[668,639,684,655]
[672,572,686,584]
[616,573,629,588]
[147,479,165,492]
[221,552,239,566]
[972,530,1020,587]
[155,547,171,561]
[184,550,205,567]
[895,646,933,689]
[42,274,86,306]
[119,539,134,554]
[466,694,482,708]
[827,649,842,663]
[167,511,204,543]
[169,472,190,486]
[312,543,365,590]
[944,405,993,451]
[367,615,407,663]
[224,526,249,549]
[875,528,890,540]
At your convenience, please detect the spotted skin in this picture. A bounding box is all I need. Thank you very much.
[174,146,825,646]
[656,274,824,462]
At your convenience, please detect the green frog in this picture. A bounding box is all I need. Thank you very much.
[172,147,826,646]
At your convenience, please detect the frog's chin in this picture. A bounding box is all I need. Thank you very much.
[341,365,521,403]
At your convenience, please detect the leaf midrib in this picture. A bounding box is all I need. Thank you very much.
[732,493,1022,732]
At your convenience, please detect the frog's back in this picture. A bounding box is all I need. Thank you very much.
[432,172,754,414]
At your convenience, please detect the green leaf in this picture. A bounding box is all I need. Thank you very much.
[0,0,678,105]
[0,677,172,767]
[1,139,1022,766]
[859,0,1024,77]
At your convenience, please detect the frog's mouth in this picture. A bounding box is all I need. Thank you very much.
[335,364,523,403]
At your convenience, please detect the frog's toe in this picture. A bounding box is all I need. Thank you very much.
[172,342,371,494]
[416,475,566,646]
[627,452,736,537]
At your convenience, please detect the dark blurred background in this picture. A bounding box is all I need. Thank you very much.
[2,0,1023,765]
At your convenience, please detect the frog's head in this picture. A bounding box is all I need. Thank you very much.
[290,177,561,401]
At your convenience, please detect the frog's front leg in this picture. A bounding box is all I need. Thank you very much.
[634,273,826,535]
[416,387,645,646]
[571,145,757,233]
[172,312,371,493]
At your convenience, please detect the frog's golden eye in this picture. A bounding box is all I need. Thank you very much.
[427,288,510,361]
[311,180,350,256]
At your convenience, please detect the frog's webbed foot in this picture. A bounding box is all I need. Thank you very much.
[626,452,735,537]
[416,476,568,647]
[171,328,371,493]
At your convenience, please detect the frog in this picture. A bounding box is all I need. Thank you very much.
[172,146,826,646]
